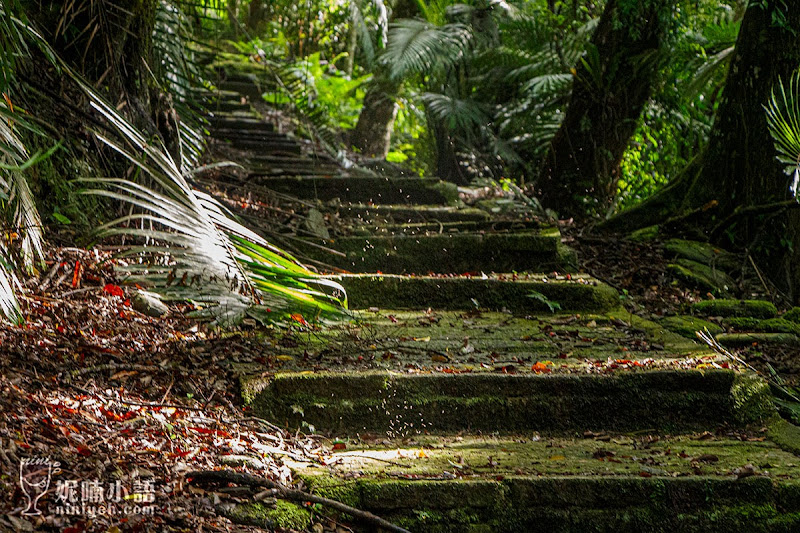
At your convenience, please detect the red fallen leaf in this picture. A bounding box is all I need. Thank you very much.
[71,260,82,288]
[103,284,125,297]
[388,314,398,323]
[56,324,64,334]
[76,445,93,457]
[99,406,124,422]
[189,427,232,438]
[332,443,346,451]
[639,471,652,478]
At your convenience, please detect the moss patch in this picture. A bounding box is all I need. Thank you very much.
[693,299,778,319]
[660,315,722,339]
[224,500,312,530]
[724,318,800,335]
[663,239,738,271]
[783,307,800,323]
[667,259,735,294]
[628,225,660,242]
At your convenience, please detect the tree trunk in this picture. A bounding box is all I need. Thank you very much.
[681,2,800,215]
[247,0,265,32]
[678,1,800,302]
[538,0,676,216]
[350,0,418,159]
[23,1,178,158]
[350,76,399,158]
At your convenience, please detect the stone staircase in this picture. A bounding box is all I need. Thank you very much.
[201,81,800,532]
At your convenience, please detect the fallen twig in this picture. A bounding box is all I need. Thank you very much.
[187,469,412,533]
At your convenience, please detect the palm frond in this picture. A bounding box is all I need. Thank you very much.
[382,19,472,81]
[765,69,800,198]
[18,19,348,325]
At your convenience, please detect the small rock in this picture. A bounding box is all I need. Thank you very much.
[304,208,330,240]
[131,290,169,317]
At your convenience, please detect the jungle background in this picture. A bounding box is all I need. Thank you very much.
[3,0,800,532]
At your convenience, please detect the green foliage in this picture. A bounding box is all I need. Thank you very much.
[290,52,368,130]
[766,68,800,198]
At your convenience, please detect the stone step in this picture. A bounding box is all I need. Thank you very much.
[217,79,270,100]
[210,128,288,140]
[333,273,618,312]
[241,423,799,532]
[349,219,541,236]
[243,370,770,436]
[207,116,275,131]
[292,228,573,274]
[228,138,302,154]
[338,204,491,224]
[255,176,459,204]
[204,100,252,113]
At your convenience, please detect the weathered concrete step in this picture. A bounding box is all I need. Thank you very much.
[333,273,618,312]
[207,116,274,131]
[264,425,800,532]
[210,128,288,140]
[243,370,771,436]
[201,100,252,113]
[350,219,541,236]
[253,176,459,204]
[339,204,491,223]
[217,79,271,100]
[293,229,573,274]
[228,138,302,153]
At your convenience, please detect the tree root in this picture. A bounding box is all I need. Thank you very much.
[187,469,412,533]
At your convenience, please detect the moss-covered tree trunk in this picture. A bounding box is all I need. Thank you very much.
[538,0,676,216]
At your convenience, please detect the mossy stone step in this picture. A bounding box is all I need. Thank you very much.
[338,204,490,223]
[293,229,573,274]
[208,116,274,131]
[243,370,772,435]
[228,139,303,154]
[211,128,289,140]
[255,176,460,205]
[261,427,800,532]
[205,100,252,113]
[217,79,270,100]
[333,273,618,312]
[349,219,541,237]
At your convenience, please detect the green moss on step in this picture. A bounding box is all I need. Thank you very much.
[667,259,735,294]
[660,315,722,339]
[783,307,800,323]
[724,317,800,335]
[663,239,738,271]
[225,501,312,530]
[693,299,778,319]
[768,419,800,456]
[629,225,660,242]
[335,274,619,313]
[717,333,800,347]
[731,374,775,425]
